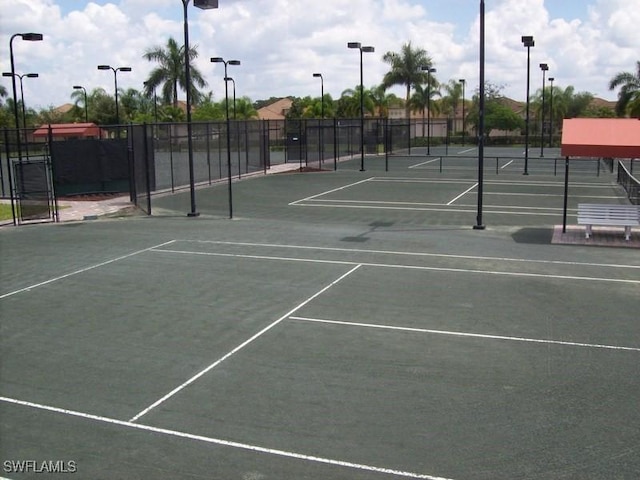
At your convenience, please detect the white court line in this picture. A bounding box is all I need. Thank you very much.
[457,148,476,154]
[408,158,441,169]
[151,248,640,284]
[289,178,373,205]
[0,240,177,300]
[447,183,478,205]
[180,240,640,270]
[129,264,362,422]
[0,396,451,480]
[500,160,514,169]
[289,317,640,353]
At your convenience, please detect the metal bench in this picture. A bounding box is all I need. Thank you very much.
[577,203,640,241]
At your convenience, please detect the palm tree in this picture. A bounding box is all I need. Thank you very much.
[338,86,375,118]
[409,82,441,136]
[143,37,207,108]
[369,84,400,118]
[382,42,433,119]
[609,61,640,117]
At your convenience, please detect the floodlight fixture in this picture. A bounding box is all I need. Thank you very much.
[194,0,218,9]
[348,41,375,171]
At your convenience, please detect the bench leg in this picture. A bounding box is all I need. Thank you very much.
[625,226,631,241]
[585,225,592,239]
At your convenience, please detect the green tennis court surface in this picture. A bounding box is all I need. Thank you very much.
[1,152,638,479]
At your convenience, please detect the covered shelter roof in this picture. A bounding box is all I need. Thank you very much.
[561,118,640,158]
[33,123,105,139]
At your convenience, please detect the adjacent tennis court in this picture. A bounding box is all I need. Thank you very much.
[1,151,638,479]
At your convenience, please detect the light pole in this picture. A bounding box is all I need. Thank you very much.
[459,78,466,146]
[548,77,554,148]
[211,56,240,219]
[3,72,38,157]
[182,0,219,217]
[348,42,374,171]
[225,76,236,119]
[421,66,436,155]
[474,0,486,230]
[521,35,534,175]
[73,85,88,122]
[539,63,548,157]
[313,73,324,118]
[97,65,131,125]
[3,72,38,129]
[8,32,43,162]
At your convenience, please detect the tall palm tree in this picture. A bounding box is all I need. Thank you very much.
[143,37,207,108]
[382,42,433,119]
[609,61,640,117]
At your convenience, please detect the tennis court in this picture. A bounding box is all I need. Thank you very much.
[1,150,639,479]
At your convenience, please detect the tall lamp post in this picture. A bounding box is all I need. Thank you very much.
[182,0,219,217]
[539,63,549,157]
[97,65,131,125]
[548,77,554,148]
[3,72,38,157]
[211,56,241,219]
[521,35,534,175]
[474,0,486,230]
[459,78,466,146]
[73,85,89,122]
[347,42,374,171]
[421,66,436,155]
[3,72,38,129]
[8,32,43,161]
[313,73,324,118]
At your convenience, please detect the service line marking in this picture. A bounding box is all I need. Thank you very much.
[129,264,362,422]
[289,317,640,352]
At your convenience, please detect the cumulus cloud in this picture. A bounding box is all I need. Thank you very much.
[0,0,637,110]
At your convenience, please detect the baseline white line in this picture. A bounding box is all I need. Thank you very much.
[129,264,362,422]
[447,183,478,205]
[289,317,640,352]
[0,240,177,300]
[0,396,451,480]
[289,178,373,205]
[151,249,640,284]
[177,240,640,270]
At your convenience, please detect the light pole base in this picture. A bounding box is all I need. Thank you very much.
[187,212,200,217]
[473,224,486,230]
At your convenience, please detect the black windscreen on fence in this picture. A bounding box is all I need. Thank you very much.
[50,138,129,195]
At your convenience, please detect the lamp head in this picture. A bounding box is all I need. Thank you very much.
[362,46,375,53]
[118,67,132,72]
[97,65,111,70]
[194,0,219,9]
[210,57,224,63]
[228,60,241,66]
[2,72,12,78]
[539,63,548,71]
[26,73,39,78]
[20,33,43,41]
[347,42,361,49]
[73,85,83,89]
[224,76,234,82]
[459,78,465,83]
[521,35,534,47]
[549,77,555,82]
[313,73,322,78]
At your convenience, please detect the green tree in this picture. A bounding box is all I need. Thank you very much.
[439,79,463,119]
[370,85,399,118]
[143,37,208,108]
[336,86,375,118]
[467,83,524,136]
[608,61,640,117]
[381,42,433,118]
[409,81,441,128]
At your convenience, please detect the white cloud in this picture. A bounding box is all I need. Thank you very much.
[1,0,638,110]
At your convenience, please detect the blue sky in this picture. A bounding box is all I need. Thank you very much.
[2,0,638,110]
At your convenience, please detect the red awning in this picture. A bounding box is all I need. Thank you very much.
[32,123,104,138]
[561,118,640,158]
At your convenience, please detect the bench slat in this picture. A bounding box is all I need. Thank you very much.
[576,203,639,241]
